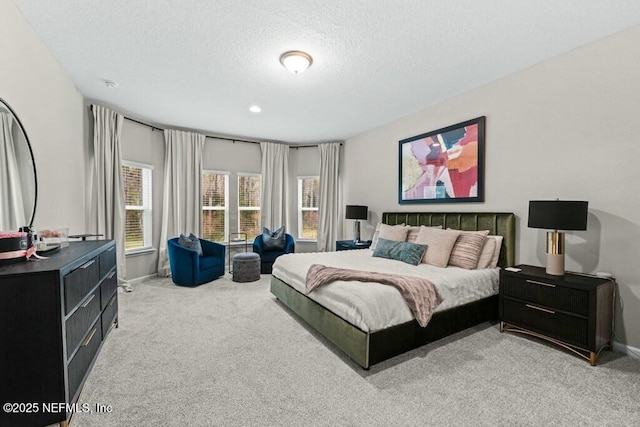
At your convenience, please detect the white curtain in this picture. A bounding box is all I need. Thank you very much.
[0,113,25,230]
[260,142,290,231]
[317,142,341,252]
[157,129,205,277]
[90,105,128,285]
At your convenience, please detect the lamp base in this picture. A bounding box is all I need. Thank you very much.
[546,231,565,275]
[546,253,565,276]
[352,221,361,243]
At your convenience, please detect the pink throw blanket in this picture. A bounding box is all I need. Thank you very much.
[305,264,441,327]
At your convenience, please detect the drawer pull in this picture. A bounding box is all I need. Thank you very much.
[108,271,116,279]
[81,328,97,347]
[108,296,116,307]
[526,279,556,288]
[80,294,95,308]
[80,259,96,269]
[525,304,556,314]
[107,247,115,252]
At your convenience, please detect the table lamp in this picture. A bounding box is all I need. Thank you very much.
[528,200,588,276]
[345,205,368,243]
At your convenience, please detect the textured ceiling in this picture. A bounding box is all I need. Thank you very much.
[11,0,640,144]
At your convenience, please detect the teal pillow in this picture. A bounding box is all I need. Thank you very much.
[372,238,427,266]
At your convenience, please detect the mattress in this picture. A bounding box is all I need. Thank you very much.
[272,249,499,333]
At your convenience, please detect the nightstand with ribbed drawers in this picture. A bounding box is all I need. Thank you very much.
[499,265,614,366]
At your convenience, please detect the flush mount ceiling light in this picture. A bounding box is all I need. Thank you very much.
[249,105,262,113]
[279,50,313,74]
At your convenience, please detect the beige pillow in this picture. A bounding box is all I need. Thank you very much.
[448,230,489,269]
[489,235,504,268]
[415,227,461,268]
[406,225,441,243]
[370,223,407,250]
[476,238,497,269]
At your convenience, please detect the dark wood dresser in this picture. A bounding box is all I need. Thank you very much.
[499,264,614,366]
[0,240,118,427]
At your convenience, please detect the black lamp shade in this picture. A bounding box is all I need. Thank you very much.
[345,205,368,220]
[528,200,588,230]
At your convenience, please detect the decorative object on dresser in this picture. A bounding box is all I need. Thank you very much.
[345,205,368,242]
[336,240,372,251]
[499,264,614,366]
[0,240,118,427]
[528,200,589,276]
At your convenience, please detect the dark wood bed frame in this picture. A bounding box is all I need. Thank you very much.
[270,212,516,369]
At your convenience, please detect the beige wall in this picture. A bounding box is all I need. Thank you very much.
[343,25,640,350]
[0,1,86,233]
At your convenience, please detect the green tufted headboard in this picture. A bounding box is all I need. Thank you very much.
[382,212,516,268]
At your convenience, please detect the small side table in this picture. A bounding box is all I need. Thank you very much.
[336,240,372,251]
[227,233,248,273]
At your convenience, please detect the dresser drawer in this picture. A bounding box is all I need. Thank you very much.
[100,270,117,310]
[101,294,118,338]
[502,298,588,347]
[65,288,101,358]
[67,320,102,401]
[501,275,589,316]
[64,258,99,314]
[98,245,116,280]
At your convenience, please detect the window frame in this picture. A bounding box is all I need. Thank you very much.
[237,172,261,238]
[122,160,154,254]
[297,175,320,241]
[201,170,230,243]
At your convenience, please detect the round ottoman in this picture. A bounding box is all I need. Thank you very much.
[232,252,261,282]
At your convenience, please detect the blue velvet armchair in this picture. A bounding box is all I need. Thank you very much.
[167,237,225,286]
[253,233,295,274]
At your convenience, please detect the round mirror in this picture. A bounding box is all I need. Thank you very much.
[0,97,37,231]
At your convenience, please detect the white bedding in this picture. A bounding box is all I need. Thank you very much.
[272,249,499,333]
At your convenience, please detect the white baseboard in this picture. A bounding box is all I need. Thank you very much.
[126,273,158,284]
[612,341,640,360]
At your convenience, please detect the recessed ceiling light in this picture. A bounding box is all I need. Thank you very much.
[249,105,262,113]
[279,51,313,74]
[103,79,119,88]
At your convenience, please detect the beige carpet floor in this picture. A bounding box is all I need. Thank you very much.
[71,274,640,426]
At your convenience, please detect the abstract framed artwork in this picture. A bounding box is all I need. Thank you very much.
[399,116,485,204]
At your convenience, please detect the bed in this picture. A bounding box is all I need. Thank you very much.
[270,212,516,369]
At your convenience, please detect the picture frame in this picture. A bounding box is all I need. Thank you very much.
[398,116,485,204]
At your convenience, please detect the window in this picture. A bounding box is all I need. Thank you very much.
[122,161,153,252]
[202,171,229,242]
[298,176,319,240]
[238,173,261,238]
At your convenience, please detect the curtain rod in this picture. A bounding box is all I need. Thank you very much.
[121,115,338,148]
[90,103,340,148]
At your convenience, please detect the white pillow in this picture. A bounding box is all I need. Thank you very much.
[415,227,461,268]
[489,235,503,268]
[476,238,497,269]
[370,223,407,250]
[477,235,503,269]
